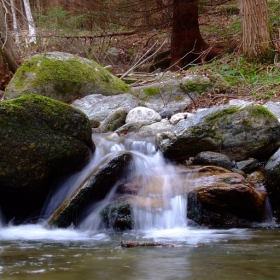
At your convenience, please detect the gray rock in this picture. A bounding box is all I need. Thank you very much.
[99,108,127,133]
[235,159,259,173]
[138,119,173,136]
[104,47,119,65]
[132,74,211,113]
[263,101,280,121]
[156,104,280,162]
[170,112,190,125]
[125,107,162,123]
[193,151,232,170]
[116,120,155,135]
[159,108,174,119]
[71,93,142,121]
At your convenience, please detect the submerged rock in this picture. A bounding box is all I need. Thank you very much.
[0,94,94,222]
[5,52,130,102]
[264,148,280,221]
[48,152,132,227]
[100,202,133,230]
[156,104,280,162]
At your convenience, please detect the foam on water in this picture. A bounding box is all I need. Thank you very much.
[0,224,109,242]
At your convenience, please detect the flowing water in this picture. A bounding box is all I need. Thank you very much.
[0,134,279,279]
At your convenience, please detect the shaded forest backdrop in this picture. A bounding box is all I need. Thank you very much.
[0,0,279,99]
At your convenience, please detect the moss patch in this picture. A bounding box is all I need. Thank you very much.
[143,86,160,96]
[5,52,130,102]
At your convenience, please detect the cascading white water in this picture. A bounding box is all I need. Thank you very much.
[127,144,188,230]
[77,134,188,231]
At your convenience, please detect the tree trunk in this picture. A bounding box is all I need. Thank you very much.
[170,0,215,71]
[0,2,19,90]
[240,0,271,60]
[0,49,12,91]
[22,0,37,44]
[10,0,20,48]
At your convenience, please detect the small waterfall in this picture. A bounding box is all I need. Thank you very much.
[129,149,187,230]
[51,134,189,231]
[264,197,275,224]
[0,208,5,228]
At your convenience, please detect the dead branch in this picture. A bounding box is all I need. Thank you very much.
[120,39,167,79]
[121,241,175,248]
[28,29,139,40]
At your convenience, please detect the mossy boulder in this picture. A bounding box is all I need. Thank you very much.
[0,94,94,222]
[4,52,130,103]
[156,104,280,162]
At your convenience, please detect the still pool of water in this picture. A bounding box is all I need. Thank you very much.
[0,225,280,280]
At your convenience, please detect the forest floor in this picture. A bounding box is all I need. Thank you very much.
[18,0,280,110]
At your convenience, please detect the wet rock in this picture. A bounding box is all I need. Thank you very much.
[187,172,266,228]
[100,202,132,230]
[0,95,94,222]
[156,104,280,162]
[48,152,132,228]
[235,158,259,173]
[264,148,280,221]
[193,151,232,170]
[5,52,130,102]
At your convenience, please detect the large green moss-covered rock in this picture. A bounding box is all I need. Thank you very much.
[0,94,94,222]
[156,104,280,162]
[4,52,130,102]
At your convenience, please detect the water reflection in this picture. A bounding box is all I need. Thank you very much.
[1,227,280,279]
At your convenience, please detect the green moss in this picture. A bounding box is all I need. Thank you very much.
[143,86,160,96]
[9,53,130,100]
[246,105,276,119]
[205,107,240,123]
[180,79,211,93]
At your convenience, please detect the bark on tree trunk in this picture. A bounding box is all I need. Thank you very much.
[23,0,37,44]
[0,2,19,90]
[170,0,216,71]
[240,0,271,60]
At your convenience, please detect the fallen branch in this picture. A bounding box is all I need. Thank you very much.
[121,241,175,248]
[120,39,167,79]
[21,29,139,40]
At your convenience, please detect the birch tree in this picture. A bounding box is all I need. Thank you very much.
[10,0,20,47]
[22,0,37,44]
[240,0,271,60]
